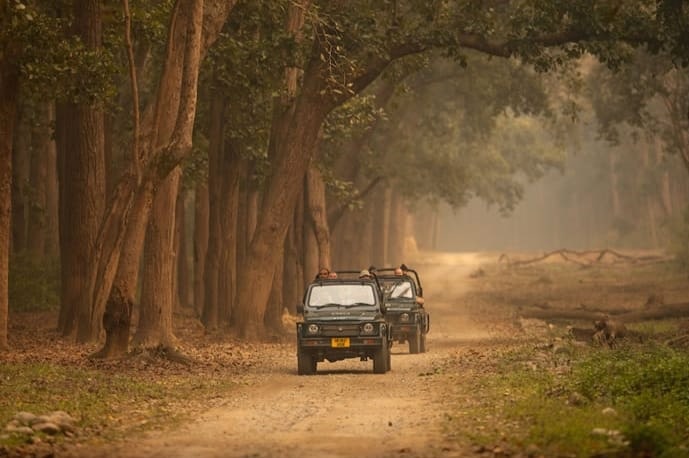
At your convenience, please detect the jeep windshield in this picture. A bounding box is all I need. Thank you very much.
[306,283,377,309]
[380,279,414,300]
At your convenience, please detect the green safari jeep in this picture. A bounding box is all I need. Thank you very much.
[296,271,392,375]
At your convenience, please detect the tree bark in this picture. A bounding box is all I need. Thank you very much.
[201,91,225,330]
[371,186,391,267]
[175,187,192,310]
[232,55,332,338]
[387,191,407,266]
[11,101,29,255]
[283,200,303,314]
[608,149,621,220]
[306,164,331,271]
[193,181,209,316]
[217,142,241,325]
[303,191,318,286]
[265,249,284,336]
[0,51,19,351]
[132,168,181,348]
[44,103,59,259]
[54,0,107,342]
[96,180,153,358]
[95,0,235,358]
[27,101,52,259]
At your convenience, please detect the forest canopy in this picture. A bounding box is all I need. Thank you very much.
[0,0,688,352]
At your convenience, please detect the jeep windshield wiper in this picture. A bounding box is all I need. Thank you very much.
[341,302,375,308]
[308,303,342,309]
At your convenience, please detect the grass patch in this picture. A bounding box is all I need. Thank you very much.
[0,362,238,447]
[444,344,689,457]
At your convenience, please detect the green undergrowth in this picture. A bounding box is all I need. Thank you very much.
[0,363,237,448]
[9,254,61,312]
[444,343,689,457]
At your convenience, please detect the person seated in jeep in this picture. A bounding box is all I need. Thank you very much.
[389,279,414,299]
[315,268,330,280]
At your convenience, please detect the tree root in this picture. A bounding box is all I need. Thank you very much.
[129,344,195,366]
[666,333,689,348]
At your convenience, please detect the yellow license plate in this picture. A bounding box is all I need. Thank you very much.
[331,337,350,348]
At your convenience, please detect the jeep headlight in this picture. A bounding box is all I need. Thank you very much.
[361,323,375,335]
[306,323,320,335]
[399,313,410,322]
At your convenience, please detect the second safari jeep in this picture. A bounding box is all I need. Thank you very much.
[377,267,429,354]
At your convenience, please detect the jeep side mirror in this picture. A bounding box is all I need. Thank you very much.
[296,304,304,314]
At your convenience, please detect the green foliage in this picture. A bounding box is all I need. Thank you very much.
[357,53,566,212]
[1,1,118,105]
[8,254,60,312]
[444,341,689,457]
[195,0,295,185]
[570,346,689,456]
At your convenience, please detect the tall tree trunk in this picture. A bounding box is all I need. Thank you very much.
[303,194,318,286]
[217,143,241,325]
[608,149,621,220]
[371,187,391,267]
[265,250,284,336]
[175,187,192,310]
[193,181,209,316]
[132,168,181,348]
[306,164,331,271]
[44,103,59,258]
[640,139,659,248]
[232,84,330,338]
[234,175,249,325]
[11,101,29,255]
[412,205,435,251]
[55,0,107,342]
[0,51,19,351]
[27,101,52,259]
[283,201,303,314]
[387,191,407,266]
[201,91,225,331]
[97,182,153,358]
[655,136,673,217]
[231,10,409,337]
[96,0,234,358]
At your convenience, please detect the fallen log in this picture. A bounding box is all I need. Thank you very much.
[519,302,689,323]
[499,249,672,267]
[614,302,689,323]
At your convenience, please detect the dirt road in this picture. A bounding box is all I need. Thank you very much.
[72,253,501,458]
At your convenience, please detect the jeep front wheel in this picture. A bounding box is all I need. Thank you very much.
[373,345,389,374]
[297,351,316,375]
[408,327,421,354]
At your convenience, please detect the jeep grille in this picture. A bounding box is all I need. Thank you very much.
[319,323,361,336]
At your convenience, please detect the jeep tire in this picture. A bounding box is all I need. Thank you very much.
[373,345,389,374]
[297,350,316,375]
[408,327,421,354]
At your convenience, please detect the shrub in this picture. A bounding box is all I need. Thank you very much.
[572,346,689,456]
